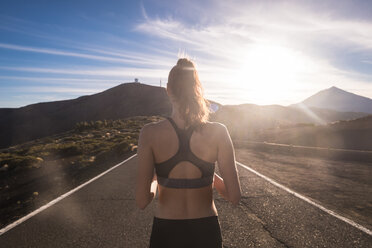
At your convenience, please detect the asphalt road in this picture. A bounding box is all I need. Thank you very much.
[0,153,371,247]
[235,148,372,231]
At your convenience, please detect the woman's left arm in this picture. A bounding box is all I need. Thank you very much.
[135,124,157,210]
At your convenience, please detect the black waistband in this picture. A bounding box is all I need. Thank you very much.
[153,215,218,223]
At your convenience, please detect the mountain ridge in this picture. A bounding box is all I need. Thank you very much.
[0,83,370,149]
[0,82,172,149]
[292,86,372,114]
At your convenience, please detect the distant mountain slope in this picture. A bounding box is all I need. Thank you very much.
[0,83,172,149]
[294,86,372,114]
[254,115,372,150]
[1,83,369,149]
[210,104,368,139]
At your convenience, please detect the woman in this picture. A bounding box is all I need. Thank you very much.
[136,58,241,248]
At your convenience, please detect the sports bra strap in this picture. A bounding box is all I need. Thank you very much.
[166,117,179,130]
[166,117,195,132]
[154,116,215,189]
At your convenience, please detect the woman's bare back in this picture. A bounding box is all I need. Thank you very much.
[149,118,220,219]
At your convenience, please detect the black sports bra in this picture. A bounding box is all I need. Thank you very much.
[154,117,215,189]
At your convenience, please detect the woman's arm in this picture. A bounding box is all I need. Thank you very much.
[213,173,228,199]
[150,173,158,197]
[214,123,241,205]
[135,124,157,210]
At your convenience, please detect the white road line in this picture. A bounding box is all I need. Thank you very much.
[1,154,371,237]
[236,161,372,236]
[0,154,137,236]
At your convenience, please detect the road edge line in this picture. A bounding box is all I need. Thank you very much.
[236,161,372,236]
[0,154,137,236]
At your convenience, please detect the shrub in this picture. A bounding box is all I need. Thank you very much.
[113,142,130,154]
[0,154,40,170]
[57,143,83,156]
[27,144,45,155]
[95,149,112,163]
[75,121,90,132]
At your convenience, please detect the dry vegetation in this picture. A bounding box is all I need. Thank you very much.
[0,115,163,228]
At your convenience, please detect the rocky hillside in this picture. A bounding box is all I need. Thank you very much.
[0,83,172,148]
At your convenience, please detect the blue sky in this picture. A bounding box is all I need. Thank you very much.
[1,0,372,107]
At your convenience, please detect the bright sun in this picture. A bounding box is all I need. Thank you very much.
[232,44,307,105]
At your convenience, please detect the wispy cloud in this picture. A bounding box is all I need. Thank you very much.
[134,1,372,104]
[0,42,173,66]
[1,1,371,107]
[0,76,122,88]
[0,65,168,78]
[8,86,106,94]
[0,14,178,66]
[0,75,117,82]
[4,86,103,94]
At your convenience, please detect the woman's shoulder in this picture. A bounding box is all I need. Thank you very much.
[138,119,167,145]
[140,118,168,134]
[205,121,227,129]
[197,121,228,139]
[141,118,228,136]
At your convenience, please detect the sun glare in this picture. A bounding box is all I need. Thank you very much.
[233,44,306,105]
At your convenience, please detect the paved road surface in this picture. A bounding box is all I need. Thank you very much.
[0,155,371,247]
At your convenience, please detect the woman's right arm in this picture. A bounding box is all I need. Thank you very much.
[135,124,157,210]
[214,123,241,205]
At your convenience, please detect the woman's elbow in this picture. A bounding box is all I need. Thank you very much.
[136,199,148,210]
[229,191,241,206]
[230,196,241,206]
[135,193,153,210]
